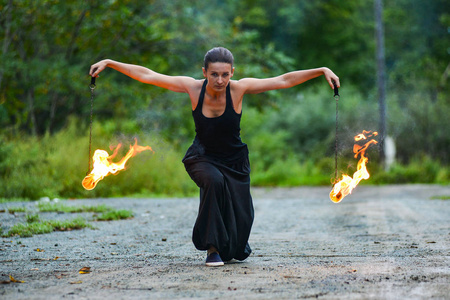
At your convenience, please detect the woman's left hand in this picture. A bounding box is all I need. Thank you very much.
[323,67,340,89]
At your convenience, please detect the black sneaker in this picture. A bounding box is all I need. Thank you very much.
[205,252,224,267]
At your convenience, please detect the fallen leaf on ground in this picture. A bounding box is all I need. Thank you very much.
[79,267,91,274]
[35,248,45,252]
[55,273,68,279]
[54,256,60,260]
[9,275,25,283]
[0,280,11,284]
[70,280,83,284]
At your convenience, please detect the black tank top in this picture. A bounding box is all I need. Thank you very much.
[192,80,246,160]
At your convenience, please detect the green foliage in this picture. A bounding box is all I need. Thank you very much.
[251,156,332,186]
[0,118,197,199]
[386,92,450,163]
[371,156,449,184]
[0,94,448,200]
[0,0,448,194]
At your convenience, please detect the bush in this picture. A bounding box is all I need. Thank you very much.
[372,156,448,184]
[1,84,448,200]
[0,118,197,200]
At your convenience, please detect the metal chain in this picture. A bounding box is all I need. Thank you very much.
[332,80,340,183]
[334,93,339,182]
[87,83,95,175]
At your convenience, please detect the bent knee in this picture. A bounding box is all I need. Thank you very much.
[203,172,225,189]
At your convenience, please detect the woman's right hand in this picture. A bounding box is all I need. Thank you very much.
[89,59,110,77]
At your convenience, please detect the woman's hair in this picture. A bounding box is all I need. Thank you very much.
[203,47,234,70]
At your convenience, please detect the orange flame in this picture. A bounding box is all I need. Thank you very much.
[82,139,153,190]
[330,130,378,203]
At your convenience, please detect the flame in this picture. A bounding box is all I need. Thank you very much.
[82,139,153,190]
[330,130,378,203]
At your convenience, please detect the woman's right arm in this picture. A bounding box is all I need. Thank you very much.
[89,59,195,93]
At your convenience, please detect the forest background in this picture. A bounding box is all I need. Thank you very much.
[0,0,449,200]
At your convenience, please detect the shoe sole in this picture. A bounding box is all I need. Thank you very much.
[205,261,224,267]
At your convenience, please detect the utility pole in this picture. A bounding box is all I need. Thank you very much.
[375,0,386,163]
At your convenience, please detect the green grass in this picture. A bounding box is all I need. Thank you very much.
[47,217,95,231]
[36,202,110,213]
[0,198,30,203]
[96,209,134,221]
[7,206,27,214]
[36,202,133,220]
[26,214,40,223]
[4,217,94,237]
[1,202,132,237]
[6,222,55,237]
[430,195,450,200]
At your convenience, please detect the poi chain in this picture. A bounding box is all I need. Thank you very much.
[333,81,339,182]
[87,72,96,175]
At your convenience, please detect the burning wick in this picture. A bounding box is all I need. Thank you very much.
[82,139,153,190]
[329,130,378,203]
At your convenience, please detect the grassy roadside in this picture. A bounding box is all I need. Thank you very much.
[1,201,134,238]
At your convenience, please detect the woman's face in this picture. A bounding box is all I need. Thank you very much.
[203,62,234,92]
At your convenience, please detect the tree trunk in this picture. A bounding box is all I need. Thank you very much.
[375,0,386,165]
[47,93,58,134]
[65,8,88,60]
[27,88,37,136]
[0,0,13,90]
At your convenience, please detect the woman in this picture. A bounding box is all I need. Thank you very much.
[90,47,340,267]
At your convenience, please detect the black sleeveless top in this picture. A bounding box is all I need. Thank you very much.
[191,80,247,160]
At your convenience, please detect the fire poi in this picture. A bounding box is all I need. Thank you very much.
[82,71,153,191]
[330,130,378,203]
[82,139,153,190]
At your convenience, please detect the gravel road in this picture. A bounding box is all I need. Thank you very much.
[1,184,449,299]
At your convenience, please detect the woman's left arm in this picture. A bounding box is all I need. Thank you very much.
[238,67,339,94]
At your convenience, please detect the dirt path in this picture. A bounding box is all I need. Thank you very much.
[1,185,449,299]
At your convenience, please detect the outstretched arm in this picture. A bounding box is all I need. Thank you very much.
[89,59,195,93]
[238,67,340,94]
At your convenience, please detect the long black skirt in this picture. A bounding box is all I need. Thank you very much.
[182,143,254,261]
